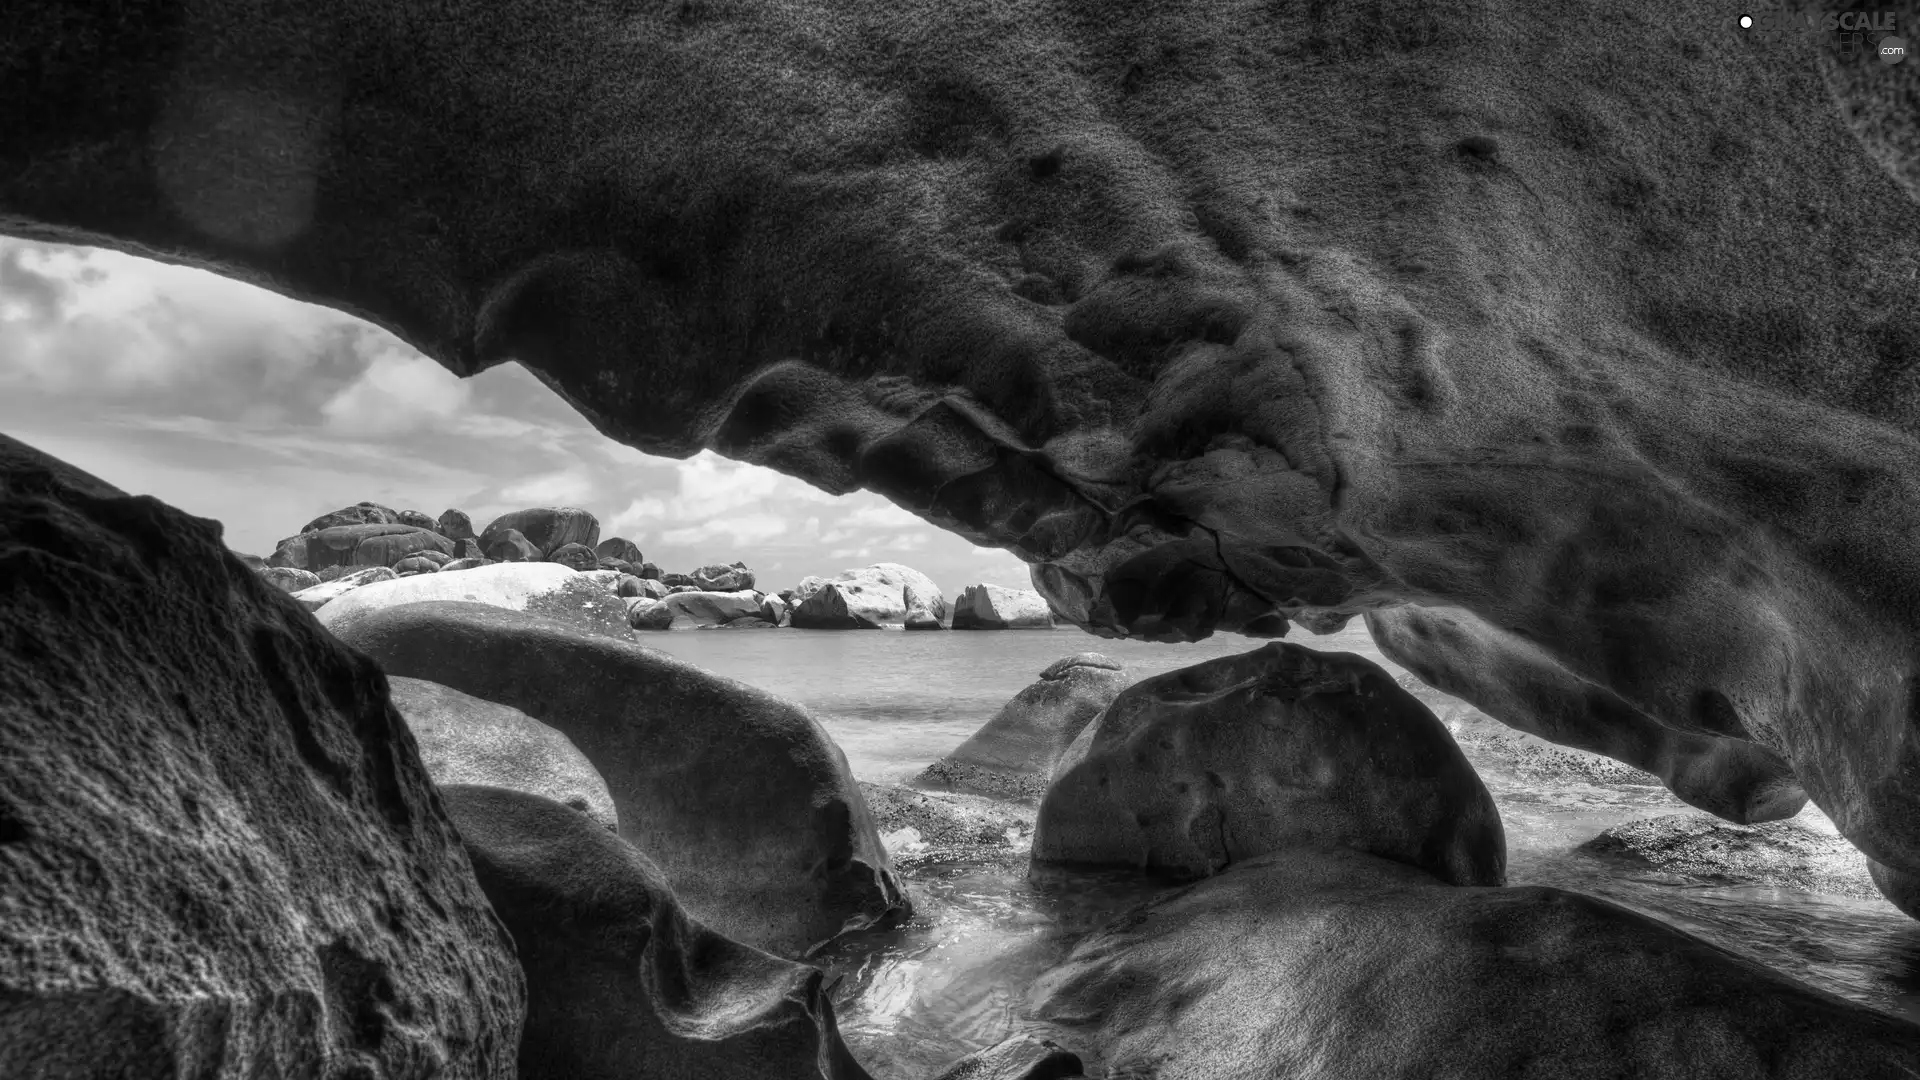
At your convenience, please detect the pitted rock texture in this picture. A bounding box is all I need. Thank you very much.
[328,600,911,957]
[305,522,456,571]
[928,1036,1084,1080]
[389,676,618,832]
[951,584,1056,630]
[9,0,1920,879]
[1367,604,1809,825]
[288,564,397,611]
[0,434,522,1078]
[915,653,1128,802]
[1029,851,1920,1079]
[315,561,634,642]
[1034,642,1504,887]
[1580,811,1878,901]
[661,588,763,627]
[859,782,1036,870]
[442,786,876,1080]
[301,501,400,534]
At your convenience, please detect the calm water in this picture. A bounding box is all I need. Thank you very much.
[646,626,1920,1076]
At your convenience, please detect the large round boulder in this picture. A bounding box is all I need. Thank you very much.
[437,508,476,542]
[396,509,438,531]
[300,500,399,533]
[483,527,539,563]
[308,522,456,571]
[661,589,764,627]
[1029,851,1920,1078]
[790,564,947,629]
[328,600,910,957]
[267,531,313,570]
[478,507,600,561]
[617,574,668,600]
[442,786,875,1080]
[595,536,643,565]
[314,562,633,643]
[951,584,1055,630]
[288,565,398,611]
[915,654,1128,803]
[546,542,598,571]
[388,677,617,832]
[625,596,676,630]
[693,561,756,591]
[0,435,522,1077]
[1033,642,1505,887]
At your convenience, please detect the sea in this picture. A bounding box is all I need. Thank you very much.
[644,624,1920,1077]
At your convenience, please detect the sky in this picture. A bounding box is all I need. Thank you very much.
[0,238,1035,597]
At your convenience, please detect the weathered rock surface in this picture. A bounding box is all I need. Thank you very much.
[0,434,522,1077]
[308,522,456,571]
[288,564,398,611]
[267,531,312,570]
[1368,604,1808,825]
[595,536,643,564]
[441,786,875,1080]
[927,1036,1084,1080]
[1029,851,1920,1079]
[546,541,597,571]
[693,560,756,592]
[951,585,1055,630]
[1034,643,1505,887]
[624,595,676,630]
[718,616,777,629]
[904,609,943,630]
[258,565,320,593]
[636,562,663,580]
[233,550,266,570]
[328,601,910,956]
[300,500,398,533]
[859,782,1035,868]
[437,508,476,542]
[760,592,791,624]
[393,555,442,575]
[389,676,618,832]
[791,564,946,629]
[12,0,1920,881]
[916,654,1128,802]
[662,588,764,627]
[397,508,437,531]
[441,556,490,572]
[479,507,599,561]
[482,526,539,563]
[1580,810,1878,900]
[316,561,634,642]
[617,573,668,600]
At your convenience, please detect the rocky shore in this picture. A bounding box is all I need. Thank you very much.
[242,500,1061,633]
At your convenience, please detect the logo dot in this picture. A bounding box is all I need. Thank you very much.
[1739,14,1753,29]
[1883,35,1909,64]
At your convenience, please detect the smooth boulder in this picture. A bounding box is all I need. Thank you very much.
[479,507,599,560]
[1029,851,1920,1079]
[791,564,948,629]
[548,542,598,571]
[618,574,668,600]
[661,589,763,627]
[484,527,540,562]
[309,522,456,570]
[328,600,910,957]
[397,508,437,531]
[915,654,1128,802]
[625,596,676,630]
[288,564,398,611]
[442,786,874,1080]
[394,555,442,575]
[315,561,633,643]
[258,565,320,593]
[437,508,476,542]
[1034,642,1505,887]
[389,676,618,832]
[951,585,1054,630]
[596,536,643,564]
[0,435,522,1077]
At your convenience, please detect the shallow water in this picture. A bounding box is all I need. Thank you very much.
[645,625,1920,1076]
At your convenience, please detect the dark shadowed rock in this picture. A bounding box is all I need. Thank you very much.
[1870,860,1920,921]
[916,654,1127,803]
[718,616,778,629]
[397,509,437,531]
[314,563,348,582]
[233,550,266,570]
[762,593,792,625]
[316,562,634,643]
[328,601,910,957]
[258,565,320,593]
[455,536,484,560]
[1034,643,1505,887]
[617,574,668,600]
[1368,604,1808,824]
[0,434,522,1077]
[267,531,313,570]
[308,522,456,571]
[483,527,539,563]
[300,500,398,534]
[596,536,643,565]
[596,557,633,573]
[951,585,1054,630]
[927,1036,1084,1080]
[546,542,597,571]
[437,508,476,542]
[637,562,663,580]
[441,786,875,1080]
[1579,811,1878,900]
[388,676,617,832]
[625,596,676,630]
[904,609,943,630]
[289,565,398,611]
[662,572,698,588]
[479,507,599,561]
[1030,851,1920,1079]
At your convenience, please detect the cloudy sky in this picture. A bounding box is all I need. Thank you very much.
[0,239,1034,595]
